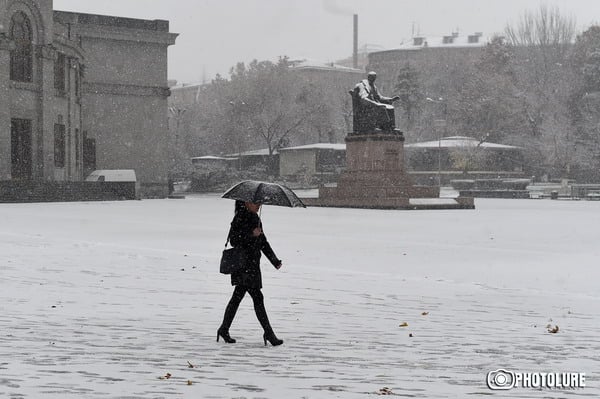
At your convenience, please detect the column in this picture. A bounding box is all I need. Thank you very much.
[0,35,14,180]
[39,44,56,181]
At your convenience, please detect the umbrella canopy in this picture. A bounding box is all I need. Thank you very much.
[222,180,306,208]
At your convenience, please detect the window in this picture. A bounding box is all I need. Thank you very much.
[75,68,81,99]
[413,37,424,46]
[75,128,80,167]
[9,12,33,82]
[468,35,480,44]
[83,132,97,176]
[54,53,66,93]
[54,124,66,168]
[11,119,33,179]
[443,36,454,44]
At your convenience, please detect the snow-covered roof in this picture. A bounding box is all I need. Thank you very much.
[391,33,490,51]
[170,82,206,91]
[225,148,278,157]
[405,136,521,149]
[191,155,237,161]
[289,58,362,73]
[279,143,347,151]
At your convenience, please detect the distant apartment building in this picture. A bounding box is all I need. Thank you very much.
[365,32,493,137]
[367,32,490,90]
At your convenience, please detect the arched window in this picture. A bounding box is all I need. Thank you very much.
[9,12,33,82]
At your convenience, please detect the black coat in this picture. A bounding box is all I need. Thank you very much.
[228,209,280,289]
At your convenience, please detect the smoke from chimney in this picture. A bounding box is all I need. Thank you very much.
[322,0,354,16]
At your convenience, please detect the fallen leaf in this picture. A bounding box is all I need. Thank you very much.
[158,372,172,380]
[409,333,413,337]
[548,325,559,334]
[377,387,393,395]
[399,322,408,327]
[187,361,195,368]
[421,311,429,316]
[187,380,193,385]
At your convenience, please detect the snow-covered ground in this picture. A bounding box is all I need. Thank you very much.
[1,196,598,398]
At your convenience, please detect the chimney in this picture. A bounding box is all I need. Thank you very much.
[353,14,358,69]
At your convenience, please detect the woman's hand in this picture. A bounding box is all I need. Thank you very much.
[252,227,262,237]
[275,261,282,270]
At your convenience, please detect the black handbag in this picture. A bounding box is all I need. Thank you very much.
[219,230,245,274]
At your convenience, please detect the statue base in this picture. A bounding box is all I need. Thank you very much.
[301,131,474,210]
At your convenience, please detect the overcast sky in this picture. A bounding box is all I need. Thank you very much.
[54,0,600,84]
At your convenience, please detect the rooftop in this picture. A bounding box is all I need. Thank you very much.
[405,136,521,149]
[373,33,492,54]
[279,143,347,151]
[53,11,170,32]
[288,58,362,73]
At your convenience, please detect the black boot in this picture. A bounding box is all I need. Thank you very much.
[248,289,283,346]
[263,331,283,346]
[218,287,245,344]
[217,327,236,343]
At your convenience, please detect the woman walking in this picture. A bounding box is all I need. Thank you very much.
[217,200,284,346]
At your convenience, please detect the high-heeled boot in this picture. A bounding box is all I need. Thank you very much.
[250,290,283,346]
[218,289,244,344]
[217,327,236,343]
[263,331,283,346]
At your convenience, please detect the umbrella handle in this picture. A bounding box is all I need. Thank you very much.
[224,226,232,248]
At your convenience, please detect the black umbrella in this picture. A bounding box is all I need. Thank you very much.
[222,180,306,208]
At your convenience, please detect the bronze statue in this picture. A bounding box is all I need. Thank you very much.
[350,71,401,134]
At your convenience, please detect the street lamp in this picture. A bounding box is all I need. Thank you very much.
[167,106,188,195]
[425,97,447,189]
[168,106,187,147]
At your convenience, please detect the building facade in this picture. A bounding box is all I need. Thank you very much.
[0,0,177,197]
[367,33,490,91]
[366,33,492,137]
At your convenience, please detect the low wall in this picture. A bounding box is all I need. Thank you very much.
[0,181,137,203]
[459,190,530,199]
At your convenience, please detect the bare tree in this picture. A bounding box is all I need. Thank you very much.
[504,5,579,177]
[394,63,423,132]
[505,5,575,51]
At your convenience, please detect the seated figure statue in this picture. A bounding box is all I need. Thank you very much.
[350,71,401,134]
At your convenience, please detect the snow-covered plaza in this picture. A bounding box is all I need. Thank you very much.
[1,196,598,398]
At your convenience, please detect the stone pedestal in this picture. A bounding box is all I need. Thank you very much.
[303,131,474,210]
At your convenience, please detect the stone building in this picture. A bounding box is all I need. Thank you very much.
[0,0,177,197]
[366,33,491,136]
[367,32,490,90]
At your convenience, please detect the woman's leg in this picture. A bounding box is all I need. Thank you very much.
[248,289,283,346]
[247,288,270,332]
[219,285,246,333]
